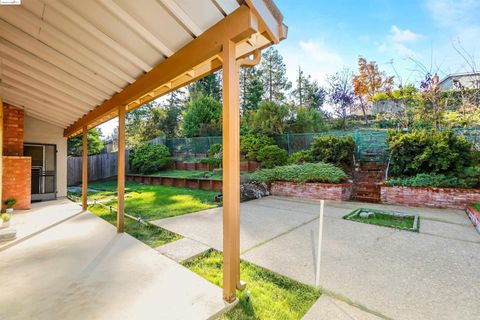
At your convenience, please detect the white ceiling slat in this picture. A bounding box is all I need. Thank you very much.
[0,6,135,85]
[0,19,122,94]
[174,0,224,31]
[97,0,174,56]
[1,89,80,121]
[158,0,203,37]
[45,1,152,73]
[0,40,109,101]
[2,69,92,110]
[1,92,77,126]
[3,93,73,127]
[1,59,100,106]
[212,0,239,15]
[1,78,90,116]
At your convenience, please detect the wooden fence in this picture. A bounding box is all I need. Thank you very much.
[67,150,130,186]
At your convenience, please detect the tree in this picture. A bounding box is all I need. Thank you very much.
[259,47,291,103]
[288,105,325,133]
[68,128,104,156]
[372,84,418,129]
[240,66,264,112]
[125,102,156,148]
[327,68,355,129]
[182,94,222,137]
[188,72,222,101]
[291,66,326,110]
[248,100,289,136]
[353,57,394,124]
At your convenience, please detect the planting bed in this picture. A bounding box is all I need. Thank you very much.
[343,208,419,232]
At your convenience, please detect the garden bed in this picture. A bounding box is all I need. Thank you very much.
[466,204,480,233]
[380,185,480,209]
[343,208,419,232]
[270,181,352,201]
[126,174,223,192]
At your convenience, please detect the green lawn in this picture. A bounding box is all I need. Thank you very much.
[183,250,321,320]
[344,208,418,231]
[151,169,223,181]
[473,203,480,212]
[88,204,181,247]
[69,180,218,221]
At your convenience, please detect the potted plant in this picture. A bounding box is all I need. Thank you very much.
[1,213,11,228]
[5,198,16,213]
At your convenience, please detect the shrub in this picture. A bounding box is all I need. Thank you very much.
[182,94,222,137]
[385,168,480,189]
[250,162,348,184]
[4,198,16,208]
[207,143,222,157]
[129,142,171,174]
[257,145,288,168]
[288,150,314,164]
[200,157,222,168]
[310,135,355,167]
[240,134,275,161]
[388,129,473,176]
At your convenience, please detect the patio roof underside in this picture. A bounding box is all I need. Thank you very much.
[0,0,286,137]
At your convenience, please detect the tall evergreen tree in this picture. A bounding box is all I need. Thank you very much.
[259,47,291,103]
[240,66,263,113]
[291,66,327,110]
[188,72,222,101]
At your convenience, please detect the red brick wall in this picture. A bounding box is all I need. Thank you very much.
[2,156,31,210]
[3,104,24,156]
[271,181,352,201]
[380,185,480,209]
[466,206,480,233]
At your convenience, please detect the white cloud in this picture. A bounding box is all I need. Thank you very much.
[378,25,423,58]
[279,39,345,86]
[426,0,480,28]
[389,25,423,43]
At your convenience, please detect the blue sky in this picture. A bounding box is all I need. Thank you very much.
[99,0,480,136]
[275,0,480,86]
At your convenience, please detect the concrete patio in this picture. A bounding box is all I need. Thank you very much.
[152,196,480,320]
[0,200,228,320]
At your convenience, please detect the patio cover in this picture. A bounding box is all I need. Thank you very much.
[0,0,287,302]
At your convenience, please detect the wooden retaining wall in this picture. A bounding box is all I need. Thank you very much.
[126,174,222,192]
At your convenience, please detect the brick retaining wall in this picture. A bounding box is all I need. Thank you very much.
[466,205,480,233]
[168,160,258,172]
[126,174,222,192]
[380,185,480,209]
[270,181,352,201]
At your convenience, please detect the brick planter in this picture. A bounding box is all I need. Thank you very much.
[126,175,222,192]
[466,205,480,233]
[270,181,352,201]
[168,160,258,172]
[380,185,480,209]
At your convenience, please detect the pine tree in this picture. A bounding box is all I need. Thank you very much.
[188,72,222,102]
[240,66,264,113]
[291,66,326,110]
[259,47,291,103]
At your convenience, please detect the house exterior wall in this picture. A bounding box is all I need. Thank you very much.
[24,116,67,198]
[3,104,24,156]
[2,156,31,210]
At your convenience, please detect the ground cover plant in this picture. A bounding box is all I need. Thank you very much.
[88,204,181,247]
[183,250,320,320]
[250,162,348,184]
[69,180,218,221]
[385,169,480,189]
[343,208,419,232]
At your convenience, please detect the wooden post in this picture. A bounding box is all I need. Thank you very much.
[222,39,241,302]
[82,126,88,210]
[0,100,3,208]
[117,105,126,233]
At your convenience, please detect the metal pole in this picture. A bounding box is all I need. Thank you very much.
[315,200,325,288]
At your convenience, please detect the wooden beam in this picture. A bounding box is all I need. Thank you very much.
[222,39,240,302]
[245,0,287,44]
[0,99,3,211]
[82,126,88,210]
[117,105,126,233]
[64,4,258,137]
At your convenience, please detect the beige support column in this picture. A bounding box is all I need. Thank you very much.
[82,126,88,210]
[222,39,241,302]
[0,100,3,209]
[117,105,126,233]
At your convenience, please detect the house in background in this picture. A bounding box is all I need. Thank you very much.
[439,72,480,90]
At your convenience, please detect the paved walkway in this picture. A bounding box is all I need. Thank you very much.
[153,196,480,320]
[0,200,228,320]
